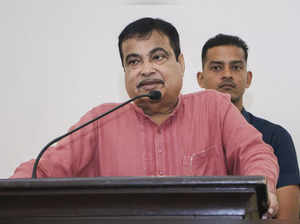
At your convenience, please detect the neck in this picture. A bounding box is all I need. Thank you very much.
[149,113,172,125]
[137,98,179,125]
[235,103,243,111]
[232,97,243,111]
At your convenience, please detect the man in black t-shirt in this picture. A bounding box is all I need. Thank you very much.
[197,33,300,219]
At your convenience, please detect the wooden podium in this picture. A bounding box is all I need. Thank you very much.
[0,176,269,223]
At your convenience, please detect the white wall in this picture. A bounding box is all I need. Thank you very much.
[0,0,299,178]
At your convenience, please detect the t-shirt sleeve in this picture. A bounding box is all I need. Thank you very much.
[271,126,300,188]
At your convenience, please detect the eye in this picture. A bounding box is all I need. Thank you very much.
[232,65,243,71]
[151,52,168,64]
[210,65,222,71]
[127,58,140,66]
[153,54,165,61]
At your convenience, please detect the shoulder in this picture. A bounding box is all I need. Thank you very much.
[180,90,235,122]
[89,103,121,114]
[78,102,133,123]
[245,110,292,140]
[182,89,231,106]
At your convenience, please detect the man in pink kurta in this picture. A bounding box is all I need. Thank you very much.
[12,90,278,192]
[11,17,279,217]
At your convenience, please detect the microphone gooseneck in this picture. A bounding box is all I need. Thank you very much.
[31,91,161,178]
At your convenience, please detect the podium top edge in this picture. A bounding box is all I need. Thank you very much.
[0,176,266,189]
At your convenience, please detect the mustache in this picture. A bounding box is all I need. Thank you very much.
[137,79,165,88]
[218,81,236,88]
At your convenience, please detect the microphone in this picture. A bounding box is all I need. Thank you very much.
[148,90,161,100]
[31,90,161,178]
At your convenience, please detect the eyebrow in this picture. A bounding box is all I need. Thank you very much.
[208,61,224,65]
[230,60,244,65]
[208,60,244,65]
[124,47,170,64]
[149,47,169,57]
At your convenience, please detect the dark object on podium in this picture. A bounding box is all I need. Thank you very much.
[0,176,269,223]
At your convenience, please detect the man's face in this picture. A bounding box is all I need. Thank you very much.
[121,30,185,106]
[197,45,252,110]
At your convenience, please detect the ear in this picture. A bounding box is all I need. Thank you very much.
[197,71,205,88]
[178,53,185,77]
[246,71,253,88]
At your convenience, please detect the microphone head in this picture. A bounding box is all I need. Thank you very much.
[148,90,161,100]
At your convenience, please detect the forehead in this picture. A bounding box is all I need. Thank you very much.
[121,31,172,58]
[206,45,246,63]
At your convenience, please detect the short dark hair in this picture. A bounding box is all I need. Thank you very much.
[118,17,181,66]
[201,34,249,66]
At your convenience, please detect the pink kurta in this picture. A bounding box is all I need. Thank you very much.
[11,90,279,193]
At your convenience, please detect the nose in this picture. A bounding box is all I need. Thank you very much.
[140,61,155,77]
[221,66,232,79]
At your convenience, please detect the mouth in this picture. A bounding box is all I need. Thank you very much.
[218,83,236,90]
[137,79,165,91]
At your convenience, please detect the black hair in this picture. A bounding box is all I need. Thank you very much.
[118,17,181,66]
[202,34,248,65]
